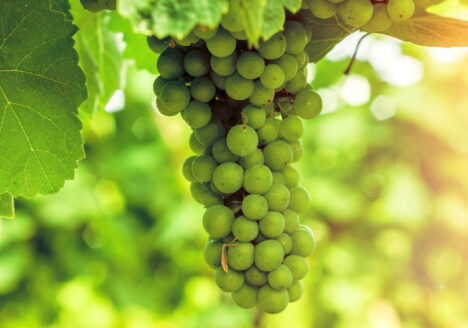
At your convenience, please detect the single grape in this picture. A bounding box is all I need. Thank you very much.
[279,115,304,142]
[212,139,239,163]
[159,80,191,113]
[245,266,268,287]
[294,51,309,70]
[289,139,304,162]
[175,32,199,46]
[193,25,219,40]
[184,50,210,77]
[203,205,235,238]
[204,239,223,269]
[362,4,393,32]
[221,1,244,32]
[337,0,374,27]
[194,120,224,147]
[258,119,281,145]
[190,182,211,204]
[268,265,294,290]
[264,140,294,171]
[255,240,284,272]
[189,133,206,155]
[214,267,244,292]
[204,193,223,207]
[260,64,285,89]
[157,47,185,80]
[182,101,212,128]
[237,51,266,79]
[283,21,308,55]
[232,284,258,309]
[182,156,197,182]
[276,233,293,254]
[259,211,285,238]
[147,36,170,54]
[153,76,167,96]
[285,70,307,94]
[293,88,323,119]
[191,155,217,182]
[156,97,178,117]
[212,162,244,194]
[207,28,236,57]
[239,149,265,169]
[242,194,268,220]
[258,33,287,60]
[226,125,259,157]
[283,209,300,233]
[289,186,312,213]
[228,242,255,270]
[282,166,300,188]
[387,0,415,22]
[264,184,290,212]
[209,70,227,90]
[242,104,267,130]
[272,172,285,185]
[290,228,316,257]
[243,164,273,194]
[258,285,289,314]
[273,54,298,81]
[288,280,304,302]
[190,77,216,102]
[308,0,337,19]
[283,255,309,280]
[232,216,259,242]
[225,73,255,100]
[249,81,275,107]
[210,53,237,77]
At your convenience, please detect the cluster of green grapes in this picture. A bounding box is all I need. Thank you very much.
[306,0,415,32]
[80,0,116,12]
[149,12,320,314]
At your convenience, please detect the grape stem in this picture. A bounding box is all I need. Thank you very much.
[344,33,371,75]
[221,236,239,273]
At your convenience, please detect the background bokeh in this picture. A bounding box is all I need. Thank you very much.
[1,9,468,328]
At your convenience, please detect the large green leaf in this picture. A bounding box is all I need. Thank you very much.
[0,193,14,219]
[237,0,265,46]
[261,0,302,40]
[0,0,87,198]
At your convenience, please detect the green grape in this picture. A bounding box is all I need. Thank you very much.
[231,30,248,40]
[290,228,316,257]
[337,0,374,27]
[276,233,293,254]
[157,47,185,80]
[259,211,285,238]
[189,133,206,155]
[289,140,303,162]
[258,285,289,314]
[182,101,212,128]
[281,166,300,188]
[184,50,210,77]
[202,205,234,238]
[212,139,239,163]
[239,149,264,169]
[80,0,104,12]
[210,53,237,77]
[156,98,178,117]
[283,255,309,280]
[245,266,268,287]
[283,209,299,234]
[147,36,170,54]
[225,73,255,100]
[387,0,415,22]
[329,0,346,3]
[288,280,304,302]
[294,51,309,70]
[175,32,199,46]
[232,284,258,309]
[258,119,280,144]
[289,186,311,213]
[273,54,298,82]
[243,165,273,194]
[268,265,294,290]
[194,120,224,147]
[204,193,223,207]
[232,216,259,242]
[264,184,290,212]
[279,115,304,142]
[308,0,337,19]
[277,96,293,114]
[226,125,259,157]
[249,81,275,107]
[191,155,217,182]
[272,172,285,185]
[159,80,191,113]
[209,70,227,90]
[242,194,268,220]
[190,77,216,102]
[258,33,287,60]
[263,102,275,117]
[214,267,244,292]
[182,156,198,182]
[237,51,266,79]
[153,76,167,96]
[207,28,236,57]
[293,88,322,119]
[193,25,219,40]
[190,182,210,204]
[204,239,223,269]
[228,242,255,270]
[260,64,285,89]
[283,21,308,55]
[103,0,116,10]
[212,162,244,194]
[254,240,284,272]
[210,180,227,196]
[242,105,267,129]
[264,140,294,171]
[362,4,393,32]
[285,70,307,94]
[221,1,244,32]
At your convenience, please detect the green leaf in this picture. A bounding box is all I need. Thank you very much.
[383,13,468,47]
[237,0,265,47]
[0,0,87,198]
[302,12,355,62]
[51,0,73,20]
[0,193,14,219]
[261,0,302,40]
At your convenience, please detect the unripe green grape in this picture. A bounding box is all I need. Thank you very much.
[175,32,199,46]
[283,209,300,233]
[263,102,275,117]
[243,165,273,194]
[288,280,304,302]
[293,88,322,119]
[328,0,346,3]
[362,4,393,32]
[258,285,289,314]
[232,216,259,242]
[239,149,264,169]
[212,139,239,163]
[204,239,223,269]
[147,36,170,54]
[289,140,303,162]
[258,119,280,145]
[210,53,237,77]
[226,125,259,157]
[214,267,244,292]
[337,0,374,27]
[273,54,298,82]
[289,186,311,213]
[277,97,293,114]
[264,184,290,212]
[242,194,268,220]
[210,180,227,196]
[203,205,234,238]
[272,172,285,185]
[212,162,244,194]
[242,105,266,129]
[182,101,212,128]
[193,25,219,40]
[258,33,287,60]
[281,166,300,188]
[255,240,284,272]
[283,255,309,280]
[249,81,275,107]
[279,115,304,142]
[387,0,415,21]
[157,47,185,80]
[268,265,294,290]
[204,193,223,207]
[207,28,236,57]
[245,266,268,287]
[231,284,258,309]
[225,73,255,100]
[283,21,308,55]
[228,242,255,270]
[182,156,198,182]
[294,51,308,70]
[153,76,167,96]
[259,211,285,238]
[209,70,227,90]
[221,1,244,32]
[308,0,337,19]
[155,98,178,117]
[276,233,293,254]
[260,64,285,89]
[159,80,191,113]
[189,133,206,155]
[291,228,316,257]
[184,50,210,77]
[191,155,217,182]
[264,140,293,171]
[190,182,211,204]
[285,70,308,94]
[194,120,224,147]
[237,51,266,79]
[190,77,216,102]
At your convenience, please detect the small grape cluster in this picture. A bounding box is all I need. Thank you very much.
[80,0,116,12]
[307,0,415,32]
[149,13,320,314]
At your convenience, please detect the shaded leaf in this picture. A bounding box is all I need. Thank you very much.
[51,0,73,20]
[238,0,265,47]
[0,193,14,219]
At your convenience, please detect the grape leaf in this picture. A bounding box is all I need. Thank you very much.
[0,0,86,198]
[51,0,73,20]
[0,193,14,219]
[383,13,468,47]
[237,0,264,47]
[261,0,302,40]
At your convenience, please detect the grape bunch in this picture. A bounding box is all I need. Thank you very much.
[307,0,415,32]
[149,11,320,314]
[80,0,116,12]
